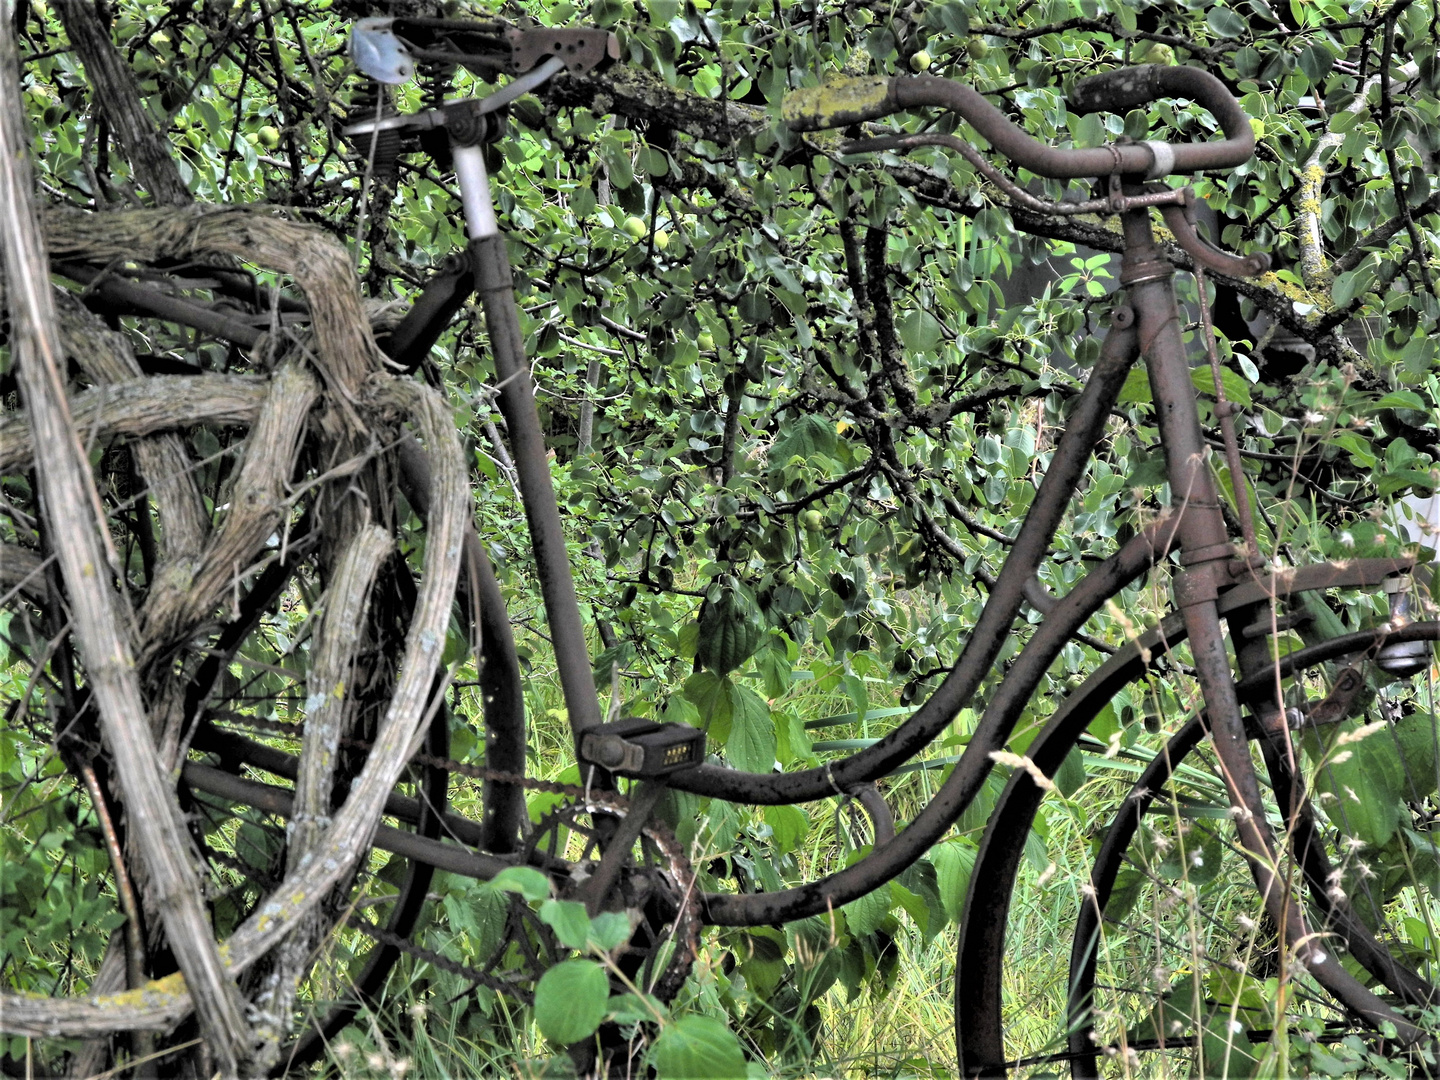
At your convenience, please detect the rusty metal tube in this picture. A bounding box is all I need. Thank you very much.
[671,324,1139,805]
[784,66,1254,179]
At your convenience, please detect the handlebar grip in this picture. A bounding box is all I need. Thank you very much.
[782,75,900,132]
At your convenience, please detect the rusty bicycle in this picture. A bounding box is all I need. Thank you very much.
[5,12,1440,1079]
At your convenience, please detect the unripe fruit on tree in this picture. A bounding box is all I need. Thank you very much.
[654,229,670,250]
[698,332,715,351]
[244,131,259,145]
[801,509,825,533]
[622,216,647,239]
[258,125,281,148]
[910,50,932,71]
[967,36,989,59]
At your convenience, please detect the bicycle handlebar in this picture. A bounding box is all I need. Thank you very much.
[782,65,1254,180]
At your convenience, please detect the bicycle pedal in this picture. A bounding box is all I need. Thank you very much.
[579,718,706,778]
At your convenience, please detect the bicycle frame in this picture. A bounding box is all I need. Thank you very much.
[347,34,1431,1064]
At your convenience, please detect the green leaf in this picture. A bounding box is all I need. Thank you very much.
[755,642,793,699]
[890,880,932,935]
[697,588,765,675]
[1331,263,1377,309]
[1117,367,1152,404]
[763,804,809,855]
[1206,8,1248,37]
[683,670,735,744]
[1190,365,1252,408]
[728,682,777,772]
[771,413,838,463]
[933,840,977,923]
[539,899,593,950]
[898,308,943,353]
[1298,43,1334,83]
[588,911,632,952]
[534,960,609,1046]
[488,866,551,901]
[842,882,892,937]
[607,992,664,1026]
[1054,747,1086,798]
[1306,719,1407,848]
[648,1015,748,1079]
[1372,391,1428,412]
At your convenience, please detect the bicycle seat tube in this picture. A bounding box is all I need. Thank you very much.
[449,116,604,743]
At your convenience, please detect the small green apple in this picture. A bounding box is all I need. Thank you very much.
[801,510,825,533]
[258,125,281,149]
[654,229,670,250]
[910,49,932,72]
[698,331,715,351]
[622,216,647,239]
[967,36,989,59]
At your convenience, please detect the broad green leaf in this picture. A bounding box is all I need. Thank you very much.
[539,899,592,950]
[933,840,977,923]
[728,682,777,772]
[1190,364,1252,408]
[771,413,838,462]
[1053,747,1086,798]
[534,960,609,1046]
[607,992,664,1026]
[684,671,735,745]
[755,642,793,699]
[488,866,551,901]
[1117,367,1152,404]
[697,588,765,675]
[1372,391,1428,412]
[1331,263,1377,309]
[1306,718,1411,848]
[588,911,632,952]
[1206,8,1248,36]
[898,308,943,353]
[648,1015,748,1079]
[1298,43,1335,83]
[763,804,809,855]
[842,882,892,937]
[890,880,931,935]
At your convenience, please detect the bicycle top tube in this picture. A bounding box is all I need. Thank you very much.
[783,64,1254,180]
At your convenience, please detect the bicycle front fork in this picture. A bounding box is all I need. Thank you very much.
[1115,193,1420,1042]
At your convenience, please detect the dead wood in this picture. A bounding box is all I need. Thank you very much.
[1,19,254,1074]
[0,373,267,473]
[46,206,389,399]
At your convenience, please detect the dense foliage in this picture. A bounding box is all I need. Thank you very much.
[4,0,1440,1075]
